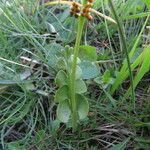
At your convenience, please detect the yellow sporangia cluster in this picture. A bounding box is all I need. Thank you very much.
[70,2,81,18]
[70,0,94,20]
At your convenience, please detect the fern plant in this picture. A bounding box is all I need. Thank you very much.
[45,0,116,131]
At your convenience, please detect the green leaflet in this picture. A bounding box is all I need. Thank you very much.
[55,70,68,87]
[75,65,83,80]
[54,86,69,103]
[76,94,89,120]
[75,79,87,94]
[57,100,71,123]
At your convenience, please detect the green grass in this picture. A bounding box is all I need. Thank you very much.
[0,0,150,149]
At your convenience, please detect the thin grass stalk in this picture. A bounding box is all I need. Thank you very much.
[108,0,135,106]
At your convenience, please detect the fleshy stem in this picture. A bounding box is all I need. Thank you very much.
[70,16,85,131]
[108,0,136,107]
[70,0,86,131]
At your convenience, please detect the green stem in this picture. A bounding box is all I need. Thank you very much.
[70,16,85,131]
[108,0,136,106]
[82,0,87,5]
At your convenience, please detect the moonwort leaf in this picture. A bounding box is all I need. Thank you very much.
[55,70,68,87]
[69,55,81,65]
[54,86,69,103]
[57,57,67,70]
[75,65,83,80]
[76,94,89,120]
[57,100,71,123]
[75,79,87,94]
